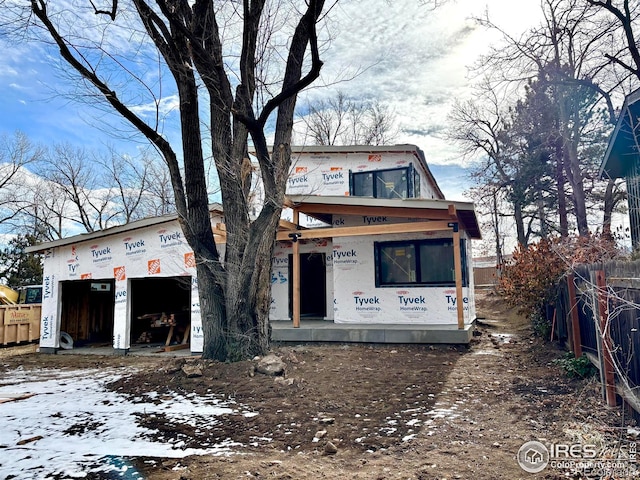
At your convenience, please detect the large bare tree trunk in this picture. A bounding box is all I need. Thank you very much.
[30,0,326,361]
[558,94,590,237]
[564,141,590,236]
[555,138,569,237]
[514,201,527,247]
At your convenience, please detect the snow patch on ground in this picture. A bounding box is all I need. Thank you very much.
[0,366,249,479]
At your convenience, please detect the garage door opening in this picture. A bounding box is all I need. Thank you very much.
[129,276,191,348]
[60,280,115,347]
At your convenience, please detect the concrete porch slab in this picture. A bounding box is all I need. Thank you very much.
[271,320,475,344]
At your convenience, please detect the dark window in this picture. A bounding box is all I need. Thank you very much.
[375,238,467,287]
[350,164,418,199]
[352,171,374,197]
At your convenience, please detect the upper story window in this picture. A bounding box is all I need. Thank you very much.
[349,164,420,199]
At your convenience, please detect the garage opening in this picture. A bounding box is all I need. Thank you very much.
[129,276,191,347]
[60,279,115,347]
[289,252,327,317]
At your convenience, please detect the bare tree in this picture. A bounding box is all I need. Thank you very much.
[586,0,640,82]
[135,151,176,217]
[95,148,176,223]
[448,82,541,247]
[467,0,626,239]
[14,0,328,360]
[300,91,398,145]
[39,143,123,233]
[22,179,70,241]
[9,141,153,240]
[0,131,45,230]
[466,183,508,265]
[97,149,148,224]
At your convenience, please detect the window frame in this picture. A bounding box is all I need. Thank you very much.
[349,164,417,199]
[374,238,468,288]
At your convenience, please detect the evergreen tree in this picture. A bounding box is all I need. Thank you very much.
[0,234,43,288]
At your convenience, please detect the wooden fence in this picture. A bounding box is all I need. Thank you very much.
[556,260,640,414]
[473,266,499,288]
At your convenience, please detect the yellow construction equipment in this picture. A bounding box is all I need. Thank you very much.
[0,285,19,305]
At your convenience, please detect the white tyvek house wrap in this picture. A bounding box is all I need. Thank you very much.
[250,150,443,215]
[331,235,474,325]
[40,254,59,347]
[270,246,289,320]
[38,217,215,351]
[256,148,478,325]
[268,212,476,325]
[286,151,441,199]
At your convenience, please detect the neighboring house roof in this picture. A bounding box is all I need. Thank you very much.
[600,88,640,179]
[26,204,224,254]
[287,144,445,200]
[286,194,481,239]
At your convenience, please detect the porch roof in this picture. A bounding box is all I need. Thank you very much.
[285,195,481,239]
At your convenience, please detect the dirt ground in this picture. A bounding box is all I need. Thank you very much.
[1,291,637,479]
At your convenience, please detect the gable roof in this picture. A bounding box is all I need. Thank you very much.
[26,204,224,253]
[600,88,640,179]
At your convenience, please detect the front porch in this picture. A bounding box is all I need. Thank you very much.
[271,320,475,344]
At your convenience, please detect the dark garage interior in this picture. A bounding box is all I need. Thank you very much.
[129,276,191,346]
[60,279,115,346]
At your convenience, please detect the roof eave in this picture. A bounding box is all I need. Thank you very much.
[600,88,640,179]
[286,194,481,239]
[25,204,224,253]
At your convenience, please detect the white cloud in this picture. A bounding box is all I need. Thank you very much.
[0,0,545,172]
[129,94,180,119]
[298,0,544,166]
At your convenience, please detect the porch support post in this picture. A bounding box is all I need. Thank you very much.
[448,205,464,329]
[448,204,464,330]
[452,225,464,330]
[292,209,301,328]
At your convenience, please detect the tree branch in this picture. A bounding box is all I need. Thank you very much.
[88,0,118,21]
[256,0,325,128]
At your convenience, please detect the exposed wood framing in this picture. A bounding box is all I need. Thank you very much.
[212,223,227,241]
[276,220,452,241]
[292,210,301,328]
[295,203,462,221]
[286,203,468,329]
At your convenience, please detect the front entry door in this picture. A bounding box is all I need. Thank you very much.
[289,252,326,317]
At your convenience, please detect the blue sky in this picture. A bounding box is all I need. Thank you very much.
[0,0,543,201]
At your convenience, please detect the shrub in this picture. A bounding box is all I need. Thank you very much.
[553,352,598,379]
[530,310,552,338]
[499,238,565,320]
[499,235,622,332]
